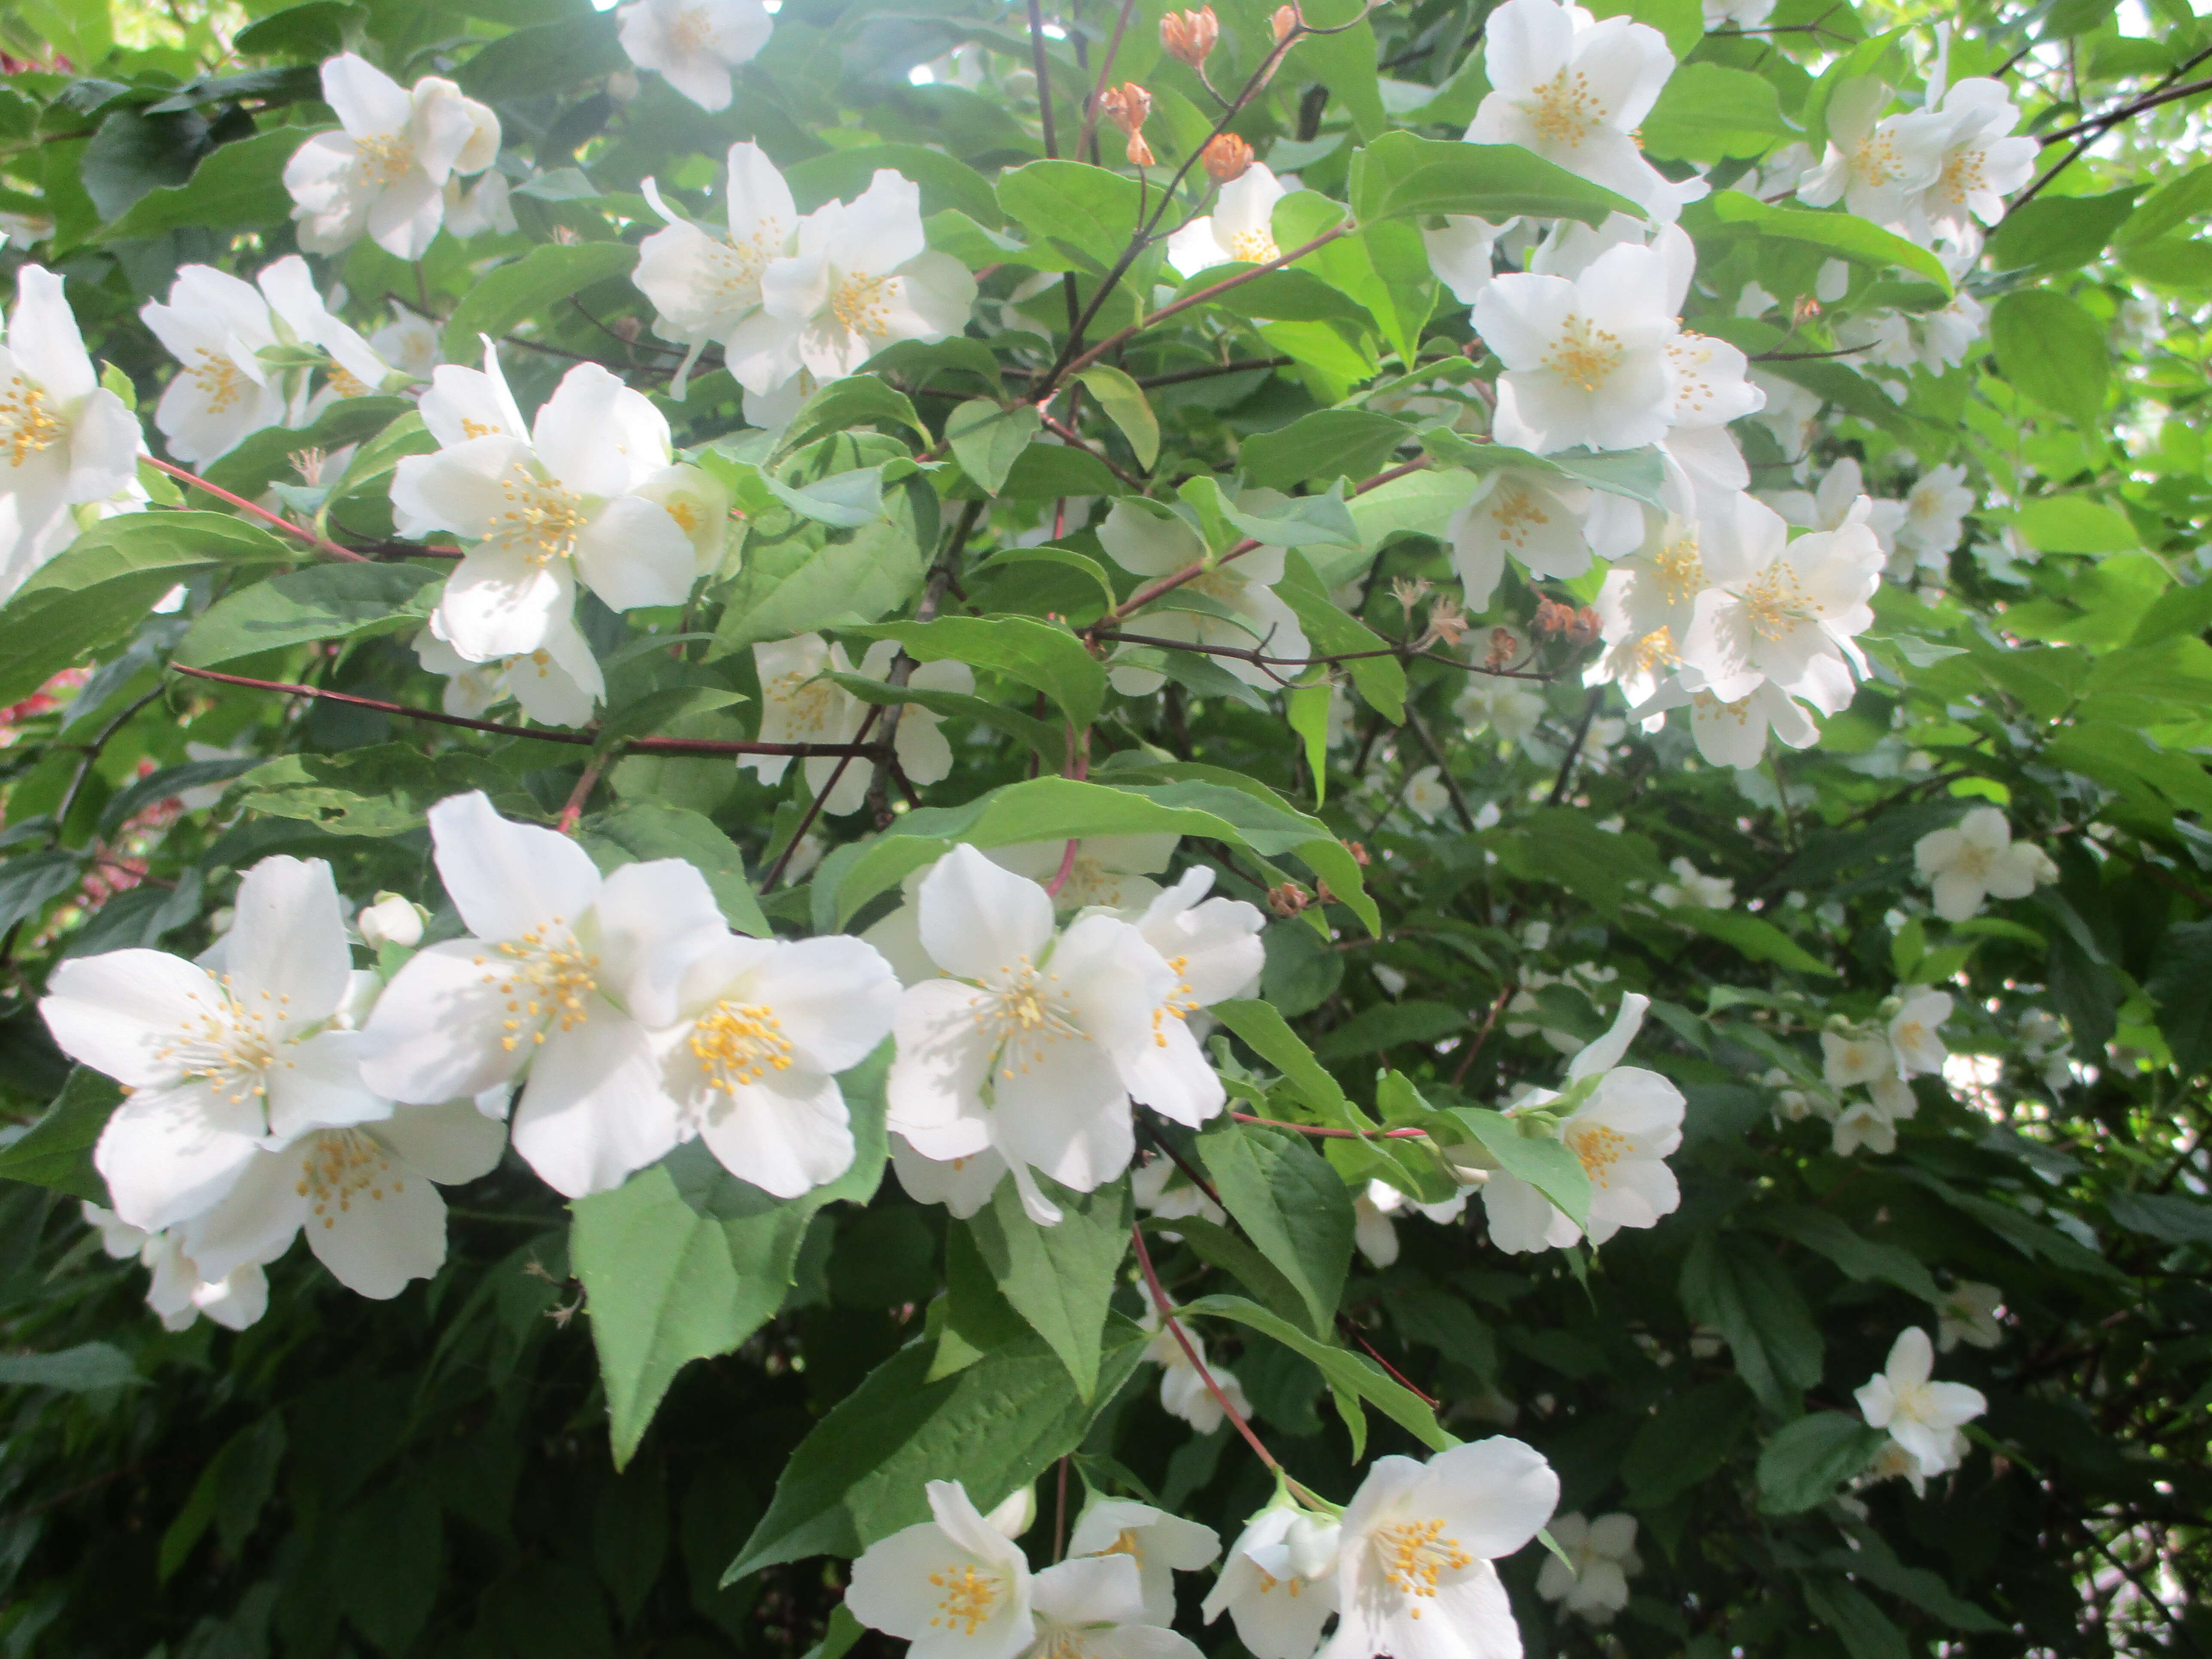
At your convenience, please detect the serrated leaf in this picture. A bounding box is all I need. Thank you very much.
[1446,1107,1592,1229]
[1194,1121,1354,1335]
[1756,1412,1889,1513]
[178,561,440,669]
[945,399,1041,496]
[963,1175,1130,1399]
[845,615,1104,732]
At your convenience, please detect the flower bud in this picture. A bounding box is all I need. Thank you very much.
[1098,81,1151,135]
[1200,131,1255,184]
[1160,6,1218,67]
[606,67,641,103]
[982,1485,1036,1539]
[1284,1514,1341,1580]
[1272,3,1301,41]
[358,891,425,949]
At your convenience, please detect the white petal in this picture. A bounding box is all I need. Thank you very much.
[509,1013,682,1197]
[94,1088,264,1233]
[429,789,603,943]
[572,493,698,612]
[306,1148,449,1297]
[918,844,1055,980]
[359,939,530,1103]
[374,1098,507,1184]
[41,949,222,1088]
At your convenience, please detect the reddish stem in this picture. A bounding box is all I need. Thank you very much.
[145,456,369,563]
[1229,1112,1428,1140]
[1128,1222,1283,1475]
[1043,837,1081,898]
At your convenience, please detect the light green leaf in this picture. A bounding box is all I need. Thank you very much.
[2014,495,2135,553]
[441,241,641,364]
[1348,132,1644,226]
[1990,290,2108,431]
[785,143,1001,228]
[1240,410,1410,492]
[1641,63,1793,161]
[582,802,770,938]
[781,377,930,451]
[845,615,1105,732]
[1668,906,1838,977]
[571,1043,890,1466]
[1285,681,1330,803]
[714,469,937,651]
[945,399,1042,496]
[1177,1293,1452,1452]
[1700,190,1953,291]
[1194,1121,1354,1335]
[1445,1107,1592,1229]
[1076,365,1158,470]
[1274,549,1405,723]
[962,1174,1131,1399]
[995,159,1142,273]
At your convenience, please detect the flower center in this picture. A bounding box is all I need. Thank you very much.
[190,348,252,414]
[1227,225,1280,263]
[1691,690,1755,726]
[0,375,62,465]
[1098,1527,1145,1562]
[474,919,599,1051]
[154,974,297,1106]
[1741,563,1809,640]
[1853,131,1910,189]
[972,957,1083,1082]
[1950,843,1994,879]
[768,670,848,738]
[1527,68,1603,147]
[1150,951,1199,1050]
[927,1563,1001,1635]
[668,6,717,53]
[496,462,589,565]
[1652,534,1705,603]
[1667,335,1722,417]
[327,366,370,399]
[1486,483,1553,549]
[1937,148,1986,205]
[1570,1122,1630,1185]
[689,999,794,1093]
[665,496,701,534]
[1376,1516,1473,1611]
[295,1128,402,1229]
[355,131,416,187]
[831,270,898,338]
[1541,314,1623,392]
[1630,625,1679,675]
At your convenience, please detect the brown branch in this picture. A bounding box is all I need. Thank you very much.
[763,704,883,890]
[1039,410,1146,488]
[145,456,368,563]
[556,754,608,835]
[1129,1222,1294,1483]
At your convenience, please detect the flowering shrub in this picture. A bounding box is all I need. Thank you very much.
[0,0,2206,1654]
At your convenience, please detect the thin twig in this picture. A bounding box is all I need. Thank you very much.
[556,754,608,834]
[1228,1112,1427,1140]
[763,704,883,890]
[145,456,368,563]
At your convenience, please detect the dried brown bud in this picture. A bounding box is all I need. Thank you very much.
[1272,4,1301,41]
[1532,596,1578,638]
[1200,132,1255,184]
[1161,6,1219,66]
[1126,130,1157,167]
[551,224,581,245]
[1098,81,1152,136]
[1486,626,1520,672]
[1390,574,1432,613]
[1420,595,1470,650]
[1793,295,1822,326]
[1313,878,1337,905]
[1265,881,1310,918]
[289,447,328,487]
[1346,840,1370,866]
[1568,605,1601,647]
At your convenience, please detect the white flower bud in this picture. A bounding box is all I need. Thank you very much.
[981,1483,1036,1539]
[358,892,425,949]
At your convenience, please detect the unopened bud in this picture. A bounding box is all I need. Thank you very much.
[1161,6,1218,67]
[1201,131,1255,184]
[982,1485,1036,1539]
[358,892,426,949]
[1272,3,1301,41]
[1532,596,1577,638]
[1346,840,1370,866]
[1568,604,1601,647]
[1099,81,1152,135]
[1486,626,1520,672]
[1127,130,1156,167]
[606,67,641,102]
[1266,881,1310,918]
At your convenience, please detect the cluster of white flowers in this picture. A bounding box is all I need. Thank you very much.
[849,1439,1559,1659]
[1536,1511,1642,1624]
[1817,988,1951,1155]
[1856,1326,1988,1494]
[1914,807,2058,922]
[633,143,977,417]
[617,0,775,112]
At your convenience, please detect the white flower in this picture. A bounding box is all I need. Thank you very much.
[1472,243,1678,454]
[284,54,499,260]
[1482,994,1685,1253]
[1166,164,1289,276]
[1797,80,1950,228]
[1651,857,1733,909]
[1911,79,2038,246]
[1404,766,1451,825]
[1131,1153,1227,1227]
[141,258,389,465]
[1856,1327,1986,1481]
[1658,678,1820,769]
[83,1203,267,1332]
[0,265,139,602]
[1354,1185,1402,1267]
[1141,1310,1254,1432]
[414,622,602,729]
[1888,989,1951,1076]
[635,143,798,394]
[1066,1499,1220,1625]
[884,846,1185,1225]
[1320,1437,1559,1659]
[1535,1511,1641,1625]
[1203,1505,1342,1659]
[178,1098,504,1300]
[1589,498,1765,705]
[618,0,773,112]
[647,930,900,1198]
[1423,216,1507,304]
[988,834,1180,912]
[1832,1075,1916,1156]
[357,792,728,1198]
[356,893,425,950]
[888,1131,1010,1218]
[392,348,695,665]
[1117,867,1264,1126]
[1764,456,1904,555]
[1820,1027,1894,1089]
[1895,463,1974,565]
[1457,678,1547,745]
[750,170,976,385]
[1468,0,1679,216]
[1678,508,1882,718]
[1664,328,1763,436]
[1937,1281,2003,1351]
[1447,468,1593,608]
[742,633,972,817]
[846,1480,1037,1659]
[1912,808,2054,922]
[1097,500,1309,694]
[444,167,515,240]
[41,856,389,1234]
[369,306,441,381]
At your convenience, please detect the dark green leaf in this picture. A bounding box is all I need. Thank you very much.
[0,1341,140,1390]
[962,1174,1130,1398]
[0,1067,116,1202]
[1680,1231,1825,1411]
[1756,1412,1889,1513]
[177,561,440,669]
[944,399,1042,496]
[583,802,770,938]
[1177,1293,1451,1451]
[99,126,310,241]
[1623,1378,1756,1504]
[1194,1121,1353,1334]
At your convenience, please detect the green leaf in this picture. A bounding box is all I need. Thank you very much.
[944,399,1042,496]
[2146,919,2212,1077]
[0,1341,141,1391]
[2115,161,2212,249]
[1211,998,1354,1120]
[845,615,1104,732]
[2014,496,2135,553]
[1446,1108,1592,1230]
[1148,1213,1312,1331]
[1286,681,1330,803]
[714,468,937,651]
[1753,1207,1941,1302]
[234,744,530,838]
[177,561,439,669]
[1986,188,2142,276]
[1313,1000,1465,1060]
[1273,549,1405,723]
[2106,1188,2212,1247]
[1622,1378,1756,1504]
[0,510,295,705]
[202,397,417,505]
[962,1175,1131,1399]
[82,106,208,221]
[781,377,930,452]
[582,802,770,938]
[0,849,84,939]
[98,126,310,241]
[1698,190,1952,291]
[995,159,1142,273]
[1177,1293,1452,1451]
[0,1067,118,1202]
[1756,1412,1889,1513]
[571,1043,890,1466]
[1348,133,1644,226]
[1287,5,1385,139]
[1990,290,2108,431]
[1804,1579,1910,1659]
[725,1316,1148,1579]
[1194,1122,1354,1335]
[442,242,641,364]
[232,2,364,58]
[1240,410,1410,493]
[1815,1537,2006,1633]
[1667,907,1838,976]
[456,10,623,101]
[1075,366,1158,471]
[1680,1231,1826,1412]
[784,144,1001,228]
[1640,63,1793,161]
[829,672,1064,766]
